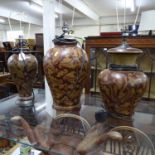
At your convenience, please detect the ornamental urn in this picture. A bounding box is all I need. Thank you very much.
[98,40,148,117]
[43,26,88,112]
[7,36,38,104]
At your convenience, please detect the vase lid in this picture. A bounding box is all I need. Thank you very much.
[53,23,77,45]
[53,35,77,45]
[108,40,143,54]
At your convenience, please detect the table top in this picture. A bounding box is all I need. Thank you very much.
[0,89,155,154]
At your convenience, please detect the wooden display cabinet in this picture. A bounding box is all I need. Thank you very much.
[85,36,155,100]
[35,33,44,52]
[35,33,44,88]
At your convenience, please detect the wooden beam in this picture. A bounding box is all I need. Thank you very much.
[31,0,63,14]
[64,0,99,21]
[0,7,42,26]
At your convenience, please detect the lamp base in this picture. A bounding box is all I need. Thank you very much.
[16,98,34,107]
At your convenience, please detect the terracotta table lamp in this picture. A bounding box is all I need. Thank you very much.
[98,39,148,119]
[44,24,88,113]
[7,36,38,106]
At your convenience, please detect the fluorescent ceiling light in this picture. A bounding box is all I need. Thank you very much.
[63,0,99,21]
[29,3,58,18]
[127,0,135,12]
[30,3,43,13]
[0,18,5,23]
[119,0,135,12]
[30,0,63,14]
[55,7,63,14]
[30,0,43,6]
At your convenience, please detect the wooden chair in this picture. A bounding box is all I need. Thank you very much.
[77,126,155,155]
[11,114,91,155]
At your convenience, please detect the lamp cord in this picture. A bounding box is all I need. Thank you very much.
[115,1,120,31]
[8,11,28,34]
[19,14,22,31]
[71,7,75,28]
[8,12,12,31]
[59,0,63,28]
[115,0,142,31]
[27,22,31,39]
[123,0,126,30]
[133,0,142,26]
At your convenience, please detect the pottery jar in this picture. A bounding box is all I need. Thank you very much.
[98,41,148,117]
[44,38,88,112]
[7,38,38,101]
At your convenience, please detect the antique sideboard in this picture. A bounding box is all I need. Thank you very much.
[85,36,155,100]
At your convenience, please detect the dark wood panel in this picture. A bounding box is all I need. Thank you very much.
[35,33,44,52]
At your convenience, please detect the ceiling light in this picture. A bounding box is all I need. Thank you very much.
[126,0,135,12]
[63,0,99,21]
[30,0,63,14]
[29,2,58,18]
[30,0,43,6]
[0,18,5,23]
[30,3,43,13]
[119,0,135,12]
[55,7,63,14]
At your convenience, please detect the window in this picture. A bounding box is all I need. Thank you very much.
[7,30,24,42]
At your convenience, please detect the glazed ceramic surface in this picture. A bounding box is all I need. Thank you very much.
[98,42,148,117]
[44,44,88,111]
[7,52,38,100]
[98,69,147,116]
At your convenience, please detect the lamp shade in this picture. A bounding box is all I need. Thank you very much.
[139,10,155,33]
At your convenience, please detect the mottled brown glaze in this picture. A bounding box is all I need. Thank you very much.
[43,44,88,111]
[98,69,148,116]
[7,52,38,100]
[98,42,148,117]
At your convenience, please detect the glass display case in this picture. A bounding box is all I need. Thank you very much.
[90,48,108,94]
[0,89,155,154]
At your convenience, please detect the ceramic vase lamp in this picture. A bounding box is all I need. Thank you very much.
[7,36,38,106]
[98,39,148,119]
[44,24,88,113]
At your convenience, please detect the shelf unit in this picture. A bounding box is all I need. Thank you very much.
[85,36,155,100]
